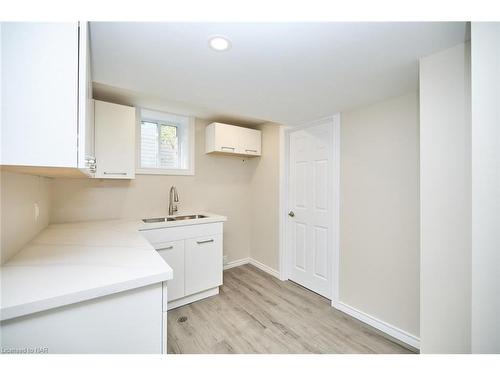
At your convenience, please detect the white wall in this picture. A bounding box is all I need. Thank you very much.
[249,122,281,271]
[0,171,51,264]
[471,23,500,354]
[49,118,265,264]
[1,116,283,272]
[340,92,420,338]
[419,42,471,354]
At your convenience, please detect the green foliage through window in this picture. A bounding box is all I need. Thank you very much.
[140,121,179,169]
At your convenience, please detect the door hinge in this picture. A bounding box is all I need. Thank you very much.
[85,156,96,173]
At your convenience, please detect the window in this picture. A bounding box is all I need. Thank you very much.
[137,109,194,175]
[140,121,179,169]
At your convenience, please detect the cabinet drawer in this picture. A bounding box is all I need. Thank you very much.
[140,222,223,245]
[185,234,223,295]
[155,240,185,304]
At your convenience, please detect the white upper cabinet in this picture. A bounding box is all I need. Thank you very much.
[1,22,94,176]
[205,122,262,156]
[239,126,262,156]
[94,100,136,179]
[78,23,95,174]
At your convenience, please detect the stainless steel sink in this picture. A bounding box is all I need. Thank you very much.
[142,214,207,223]
[172,214,207,221]
[142,217,176,223]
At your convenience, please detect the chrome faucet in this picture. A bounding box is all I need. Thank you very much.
[168,186,179,215]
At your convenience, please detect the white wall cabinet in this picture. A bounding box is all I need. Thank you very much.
[1,22,94,176]
[79,23,95,174]
[140,222,223,309]
[205,122,262,156]
[94,100,136,179]
[239,126,262,156]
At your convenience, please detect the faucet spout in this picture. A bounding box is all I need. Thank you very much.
[169,186,179,216]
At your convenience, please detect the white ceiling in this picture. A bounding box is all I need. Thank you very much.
[90,22,468,125]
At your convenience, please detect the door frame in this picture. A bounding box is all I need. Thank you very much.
[278,114,341,304]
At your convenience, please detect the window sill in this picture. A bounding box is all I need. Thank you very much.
[136,168,194,176]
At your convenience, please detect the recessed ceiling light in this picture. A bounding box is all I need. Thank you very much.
[208,36,231,52]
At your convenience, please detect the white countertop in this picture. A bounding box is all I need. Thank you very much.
[1,212,226,321]
[0,220,168,321]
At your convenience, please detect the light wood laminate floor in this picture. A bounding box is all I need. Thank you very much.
[167,264,415,354]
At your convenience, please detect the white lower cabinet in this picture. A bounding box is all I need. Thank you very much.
[162,311,168,354]
[156,241,185,302]
[185,234,223,295]
[0,283,163,354]
[141,222,224,309]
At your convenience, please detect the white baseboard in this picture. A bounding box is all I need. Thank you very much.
[332,300,420,350]
[223,257,251,270]
[248,258,281,279]
[223,257,280,279]
[224,259,418,350]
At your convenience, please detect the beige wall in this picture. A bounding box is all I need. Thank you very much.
[340,91,420,337]
[49,118,282,264]
[249,123,281,271]
[419,42,471,353]
[0,171,51,264]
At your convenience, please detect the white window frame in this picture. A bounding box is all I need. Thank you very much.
[136,108,195,176]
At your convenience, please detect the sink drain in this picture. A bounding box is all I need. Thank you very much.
[177,316,188,323]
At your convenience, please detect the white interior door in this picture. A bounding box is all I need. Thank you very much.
[287,119,334,299]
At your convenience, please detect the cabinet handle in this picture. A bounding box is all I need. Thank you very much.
[103,172,127,175]
[157,245,173,251]
[221,146,235,151]
[245,149,257,153]
[196,239,214,245]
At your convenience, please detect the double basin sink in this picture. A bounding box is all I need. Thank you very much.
[142,214,207,224]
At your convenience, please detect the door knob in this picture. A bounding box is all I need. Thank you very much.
[288,211,295,217]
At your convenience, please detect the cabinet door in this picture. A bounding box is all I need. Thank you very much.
[155,241,185,302]
[239,127,262,156]
[94,100,136,179]
[185,234,223,295]
[1,22,79,167]
[77,22,95,175]
[214,123,239,153]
